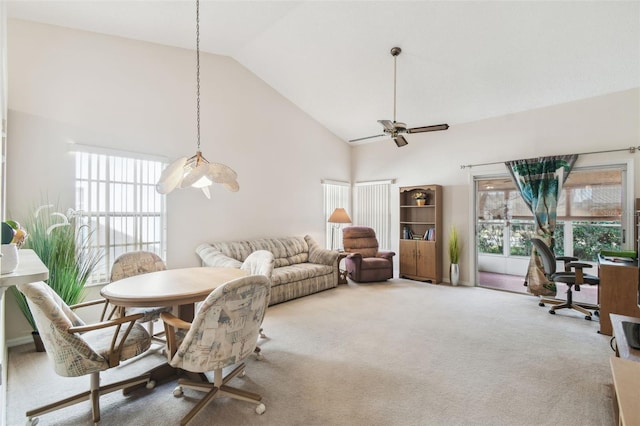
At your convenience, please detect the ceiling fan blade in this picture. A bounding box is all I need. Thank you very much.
[407,124,450,134]
[348,134,386,143]
[394,135,409,147]
[377,120,396,132]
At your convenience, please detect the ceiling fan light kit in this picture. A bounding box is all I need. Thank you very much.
[349,46,449,147]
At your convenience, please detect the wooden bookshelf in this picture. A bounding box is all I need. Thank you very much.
[399,185,442,283]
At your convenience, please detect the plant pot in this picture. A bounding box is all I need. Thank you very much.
[450,263,459,286]
[415,199,426,206]
[32,331,46,352]
[1,244,19,274]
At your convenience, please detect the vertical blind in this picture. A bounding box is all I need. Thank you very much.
[354,180,393,249]
[322,180,350,250]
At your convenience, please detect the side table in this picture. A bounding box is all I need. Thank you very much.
[337,252,348,284]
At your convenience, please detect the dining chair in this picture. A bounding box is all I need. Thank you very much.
[161,275,271,425]
[110,251,171,344]
[241,250,275,359]
[16,281,154,425]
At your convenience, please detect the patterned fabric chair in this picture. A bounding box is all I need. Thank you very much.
[161,275,271,425]
[241,250,275,358]
[110,251,171,343]
[342,226,395,282]
[16,281,153,425]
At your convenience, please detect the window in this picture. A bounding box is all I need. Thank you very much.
[354,180,393,250]
[322,180,350,250]
[476,166,625,261]
[74,146,167,284]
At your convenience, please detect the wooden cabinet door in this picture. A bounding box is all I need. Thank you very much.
[417,241,436,279]
[399,240,416,277]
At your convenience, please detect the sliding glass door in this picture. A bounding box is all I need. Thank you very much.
[475,165,627,304]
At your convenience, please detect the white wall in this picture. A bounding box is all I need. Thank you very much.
[352,88,640,286]
[4,18,639,342]
[4,20,350,341]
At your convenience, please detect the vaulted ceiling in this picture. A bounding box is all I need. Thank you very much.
[7,1,640,145]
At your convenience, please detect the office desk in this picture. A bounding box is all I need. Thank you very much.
[598,256,640,336]
[610,315,640,425]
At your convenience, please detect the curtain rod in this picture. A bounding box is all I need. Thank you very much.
[460,146,640,170]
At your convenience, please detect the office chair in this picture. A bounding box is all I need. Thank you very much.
[161,275,271,425]
[531,238,600,320]
[110,251,172,344]
[342,226,395,282]
[16,281,154,425]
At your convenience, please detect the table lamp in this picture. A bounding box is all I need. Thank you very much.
[328,208,352,250]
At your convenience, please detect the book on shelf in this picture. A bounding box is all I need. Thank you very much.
[423,227,436,241]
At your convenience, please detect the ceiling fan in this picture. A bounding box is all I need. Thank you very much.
[349,47,449,147]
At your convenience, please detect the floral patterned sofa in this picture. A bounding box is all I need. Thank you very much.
[195,235,339,306]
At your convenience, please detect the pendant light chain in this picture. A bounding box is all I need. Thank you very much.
[155,0,240,197]
[196,0,201,152]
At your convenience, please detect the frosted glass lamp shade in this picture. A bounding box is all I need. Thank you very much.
[156,152,240,196]
[156,156,187,194]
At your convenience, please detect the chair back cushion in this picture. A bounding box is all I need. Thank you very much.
[342,226,379,258]
[110,251,166,282]
[241,250,275,278]
[169,275,270,373]
[531,238,556,276]
[16,281,109,377]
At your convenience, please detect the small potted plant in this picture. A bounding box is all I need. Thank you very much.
[1,220,28,274]
[448,225,461,286]
[412,192,427,206]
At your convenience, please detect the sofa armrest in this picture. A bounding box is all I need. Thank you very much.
[376,250,396,261]
[195,243,243,268]
[305,235,339,266]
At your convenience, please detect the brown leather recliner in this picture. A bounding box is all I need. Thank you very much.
[342,226,395,282]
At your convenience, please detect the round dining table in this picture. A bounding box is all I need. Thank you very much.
[99,266,248,390]
[100,266,247,320]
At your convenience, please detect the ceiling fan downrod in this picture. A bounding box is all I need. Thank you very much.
[391,47,401,124]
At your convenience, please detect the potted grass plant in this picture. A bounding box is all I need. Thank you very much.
[11,203,102,351]
[448,225,461,286]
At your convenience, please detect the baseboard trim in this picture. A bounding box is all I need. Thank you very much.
[6,335,33,349]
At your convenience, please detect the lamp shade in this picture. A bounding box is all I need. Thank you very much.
[328,208,352,224]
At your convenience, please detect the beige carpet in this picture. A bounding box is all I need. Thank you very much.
[6,279,616,425]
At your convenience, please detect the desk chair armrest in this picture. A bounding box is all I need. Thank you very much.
[566,261,593,270]
[70,298,119,322]
[565,261,593,284]
[161,312,193,360]
[68,312,145,334]
[556,255,578,263]
[69,312,146,367]
[160,312,192,330]
[70,298,108,310]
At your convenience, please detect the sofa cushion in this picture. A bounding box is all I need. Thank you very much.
[271,263,334,286]
[249,237,309,267]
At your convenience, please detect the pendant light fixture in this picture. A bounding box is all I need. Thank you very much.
[156,0,239,199]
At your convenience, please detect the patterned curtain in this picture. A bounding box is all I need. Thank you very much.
[506,155,578,296]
